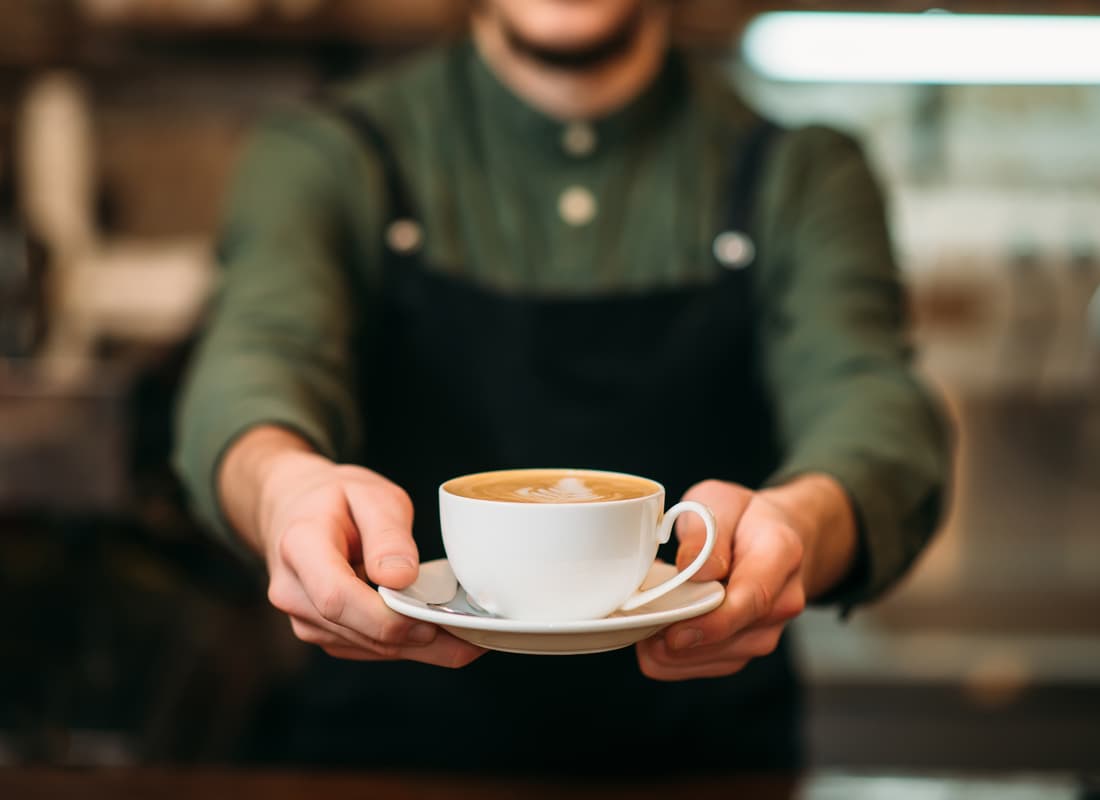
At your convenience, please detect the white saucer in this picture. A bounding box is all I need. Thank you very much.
[379,558,725,656]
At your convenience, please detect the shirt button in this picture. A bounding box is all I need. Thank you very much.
[561,121,597,157]
[558,186,597,226]
[713,230,756,269]
[386,218,424,254]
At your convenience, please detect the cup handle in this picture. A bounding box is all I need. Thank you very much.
[618,501,717,612]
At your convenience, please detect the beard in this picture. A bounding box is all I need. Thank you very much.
[499,4,647,71]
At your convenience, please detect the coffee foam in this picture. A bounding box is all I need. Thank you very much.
[445,469,658,504]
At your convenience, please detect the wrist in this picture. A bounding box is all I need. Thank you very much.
[761,473,858,599]
[219,425,321,554]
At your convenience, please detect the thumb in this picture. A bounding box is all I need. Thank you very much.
[344,478,419,589]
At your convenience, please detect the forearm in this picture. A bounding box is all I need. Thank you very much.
[172,109,368,548]
[218,425,320,555]
[761,473,858,600]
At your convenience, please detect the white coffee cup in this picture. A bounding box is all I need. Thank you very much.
[439,468,718,621]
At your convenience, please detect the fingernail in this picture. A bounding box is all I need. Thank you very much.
[408,624,436,644]
[379,555,415,571]
[670,628,703,650]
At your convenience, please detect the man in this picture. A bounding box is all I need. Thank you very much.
[175,0,951,774]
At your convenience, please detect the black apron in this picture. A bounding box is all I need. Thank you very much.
[242,104,803,776]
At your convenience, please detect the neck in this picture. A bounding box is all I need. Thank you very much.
[471,7,671,121]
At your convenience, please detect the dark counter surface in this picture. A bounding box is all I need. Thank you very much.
[0,767,1093,800]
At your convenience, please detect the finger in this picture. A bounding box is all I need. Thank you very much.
[722,524,802,629]
[649,622,785,663]
[660,579,804,654]
[344,478,419,589]
[288,617,381,652]
[321,645,386,662]
[663,550,800,649]
[398,633,489,669]
[279,520,434,644]
[636,640,747,682]
[289,617,343,647]
[674,480,752,581]
[765,578,806,625]
[291,612,454,662]
[274,576,415,655]
[324,635,488,669]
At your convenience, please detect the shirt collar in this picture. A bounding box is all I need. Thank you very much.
[464,38,686,162]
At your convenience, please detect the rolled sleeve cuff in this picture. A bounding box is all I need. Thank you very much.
[764,451,913,617]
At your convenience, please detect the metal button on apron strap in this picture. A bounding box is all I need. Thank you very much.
[713,230,756,269]
[561,121,597,157]
[559,186,598,227]
[386,218,424,254]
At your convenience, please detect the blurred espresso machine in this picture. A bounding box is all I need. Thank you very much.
[0,199,46,362]
[0,71,214,515]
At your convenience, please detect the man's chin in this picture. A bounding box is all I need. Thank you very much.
[500,6,645,71]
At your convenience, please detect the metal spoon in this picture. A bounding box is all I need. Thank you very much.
[428,587,496,618]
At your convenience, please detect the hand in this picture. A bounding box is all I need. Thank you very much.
[221,426,486,667]
[636,475,856,681]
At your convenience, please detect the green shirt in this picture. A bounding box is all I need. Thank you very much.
[174,40,951,610]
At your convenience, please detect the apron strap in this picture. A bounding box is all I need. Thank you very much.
[725,121,782,233]
[718,120,783,268]
[319,100,418,224]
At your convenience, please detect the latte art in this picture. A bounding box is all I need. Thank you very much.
[445,469,658,504]
[515,477,600,503]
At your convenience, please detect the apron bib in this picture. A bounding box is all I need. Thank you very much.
[244,105,803,776]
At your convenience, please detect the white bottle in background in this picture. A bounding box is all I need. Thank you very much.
[17,71,97,269]
[16,70,99,377]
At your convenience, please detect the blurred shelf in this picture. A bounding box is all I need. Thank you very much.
[794,608,1100,684]
[805,680,1100,772]
[5,1,1097,72]
[0,358,136,514]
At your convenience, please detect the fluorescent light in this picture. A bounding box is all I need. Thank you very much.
[742,12,1100,85]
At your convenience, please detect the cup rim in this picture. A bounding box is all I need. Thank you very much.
[439,467,664,507]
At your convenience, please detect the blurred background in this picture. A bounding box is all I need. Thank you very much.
[1,0,1098,775]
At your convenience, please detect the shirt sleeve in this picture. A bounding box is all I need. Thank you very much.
[758,124,954,613]
[173,109,376,549]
